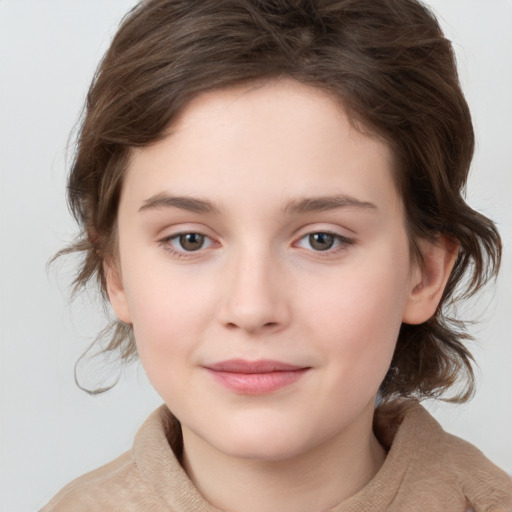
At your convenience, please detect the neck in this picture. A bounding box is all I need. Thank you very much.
[181,402,386,512]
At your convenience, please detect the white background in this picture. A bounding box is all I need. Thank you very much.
[0,1,511,511]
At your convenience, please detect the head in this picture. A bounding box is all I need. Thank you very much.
[65,0,501,404]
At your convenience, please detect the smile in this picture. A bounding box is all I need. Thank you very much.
[203,359,310,395]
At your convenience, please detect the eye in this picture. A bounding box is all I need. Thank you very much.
[175,233,207,251]
[296,232,353,253]
[162,232,216,255]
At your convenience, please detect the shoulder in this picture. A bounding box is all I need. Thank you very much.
[434,425,512,510]
[374,400,512,511]
[40,405,178,512]
[39,450,159,512]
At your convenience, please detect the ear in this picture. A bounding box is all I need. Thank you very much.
[402,236,459,325]
[104,260,132,324]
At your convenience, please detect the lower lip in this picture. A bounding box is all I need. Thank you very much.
[206,369,309,394]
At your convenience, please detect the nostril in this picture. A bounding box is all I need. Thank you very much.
[225,321,278,330]
[217,291,290,333]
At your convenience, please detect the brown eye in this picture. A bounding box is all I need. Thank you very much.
[308,233,335,251]
[179,233,205,251]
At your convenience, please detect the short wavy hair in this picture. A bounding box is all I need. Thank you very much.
[61,0,501,400]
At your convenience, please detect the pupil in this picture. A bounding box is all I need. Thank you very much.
[180,233,204,251]
[310,233,334,251]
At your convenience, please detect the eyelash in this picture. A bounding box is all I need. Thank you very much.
[294,231,354,256]
[159,232,217,259]
[159,230,354,259]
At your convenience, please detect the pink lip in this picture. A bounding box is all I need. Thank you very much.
[204,359,310,395]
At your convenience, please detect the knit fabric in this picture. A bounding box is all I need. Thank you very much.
[41,400,512,512]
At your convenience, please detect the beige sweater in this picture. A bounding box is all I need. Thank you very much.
[41,400,512,512]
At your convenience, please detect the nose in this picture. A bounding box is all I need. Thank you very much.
[217,247,291,334]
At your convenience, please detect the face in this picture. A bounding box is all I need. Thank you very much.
[108,79,424,461]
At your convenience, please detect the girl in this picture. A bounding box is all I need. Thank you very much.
[40,0,511,510]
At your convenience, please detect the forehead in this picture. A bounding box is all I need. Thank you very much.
[122,78,400,216]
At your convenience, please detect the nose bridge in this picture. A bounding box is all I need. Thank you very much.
[219,241,288,333]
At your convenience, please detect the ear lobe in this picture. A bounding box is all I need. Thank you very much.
[104,261,132,324]
[402,236,459,325]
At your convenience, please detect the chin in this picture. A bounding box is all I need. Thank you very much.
[218,435,309,462]
[201,418,321,462]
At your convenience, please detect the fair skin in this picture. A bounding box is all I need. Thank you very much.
[106,79,456,512]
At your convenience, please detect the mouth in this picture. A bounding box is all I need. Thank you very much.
[203,359,310,395]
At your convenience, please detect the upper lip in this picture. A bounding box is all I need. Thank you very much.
[204,359,308,373]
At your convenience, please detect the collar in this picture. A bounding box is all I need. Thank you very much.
[132,400,512,512]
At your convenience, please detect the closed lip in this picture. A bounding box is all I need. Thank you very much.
[203,359,310,394]
[204,359,309,373]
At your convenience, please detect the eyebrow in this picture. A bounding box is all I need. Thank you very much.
[282,194,377,214]
[138,193,377,215]
[139,193,220,214]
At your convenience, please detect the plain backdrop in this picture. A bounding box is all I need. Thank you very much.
[0,1,511,511]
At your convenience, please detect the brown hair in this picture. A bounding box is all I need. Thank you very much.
[62,0,501,400]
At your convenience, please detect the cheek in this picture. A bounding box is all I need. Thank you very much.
[126,280,212,405]
[123,263,214,367]
[301,255,410,379]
